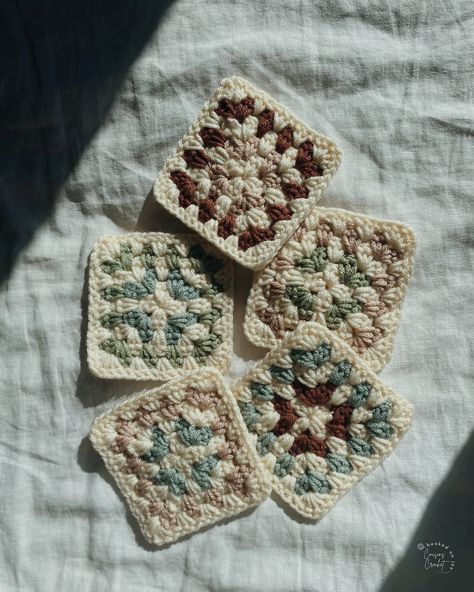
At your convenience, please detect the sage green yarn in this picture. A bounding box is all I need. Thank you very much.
[285,285,316,319]
[99,337,132,366]
[100,309,153,342]
[189,244,223,275]
[193,334,221,363]
[296,246,328,273]
[325,297,362,329]
[338,254,370,288]
[101,244,133,274]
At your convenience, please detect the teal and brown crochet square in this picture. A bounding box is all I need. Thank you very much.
[87,233,233,380]
[232,322,413,519]
[89,369,271,545]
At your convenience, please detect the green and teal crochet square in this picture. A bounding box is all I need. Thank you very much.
[87,233,233,380]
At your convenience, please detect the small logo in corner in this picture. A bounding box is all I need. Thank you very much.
[416,541,455,574]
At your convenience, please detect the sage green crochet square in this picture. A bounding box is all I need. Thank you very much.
[90,369,271,545]
[87,233,233,380]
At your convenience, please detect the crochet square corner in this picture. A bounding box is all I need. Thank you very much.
[90,369,271,545]
[232,322,413,520]
[153,76,342,270]
[244,207,416,372]
[87,232,233,380]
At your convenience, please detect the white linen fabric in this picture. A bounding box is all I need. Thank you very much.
[1,1,472,590]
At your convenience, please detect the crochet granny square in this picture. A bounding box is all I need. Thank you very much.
[90,369,271,545]
[87,233,233,380]
[244,207,415,372]
[233,322,413,520]
[153,76,342,270]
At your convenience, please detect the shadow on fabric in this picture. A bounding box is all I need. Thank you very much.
[379,432,474,591]
[0,0,174,283]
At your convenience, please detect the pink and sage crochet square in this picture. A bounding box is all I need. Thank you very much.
[90,369,271,545]
[87,233,233,380]
[232,323,413,519]
[153,77,342,270]
[244,207,415,372]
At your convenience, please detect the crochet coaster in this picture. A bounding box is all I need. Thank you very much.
[153,76,342,270]
[87,233,233,380]
[233,322,413,520]
[244,207,415,372]
[90,369,271,545]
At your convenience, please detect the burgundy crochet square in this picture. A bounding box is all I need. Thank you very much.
[153,77,342,270]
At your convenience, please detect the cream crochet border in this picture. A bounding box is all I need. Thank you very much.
[232,323,414,519]
[244,207,416,372]
[153,76,342,270]
[87,232,234,381]
[90,368,272,545]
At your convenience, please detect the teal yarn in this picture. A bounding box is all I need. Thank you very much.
[366,402,393,438]
[189,244,223,275]
[328,360,352,386]
[348,382,372,408]
[239,402,260,430]
[250,381,274,401]
[175,418,213,447]
[164,313,198,345]
[326,453,352,474]
[166,269,200,301]
[100,310,153,342]
[348,437,373,457]
[290,342,331,369]
[273,453,294,478]
[153,468,187,497]
[99,337,132,366]
[102,269,157,301]
[191,454,219,490]
[294,470,331,495]
[142,427,170,462]
[296,246,328,273]
[270,365,295,384]
[256,433,277,456]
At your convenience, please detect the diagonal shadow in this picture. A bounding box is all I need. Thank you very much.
[379,432,474,591]
[0,0,175,283]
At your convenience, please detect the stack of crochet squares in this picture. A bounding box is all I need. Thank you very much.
[88,77,415,545]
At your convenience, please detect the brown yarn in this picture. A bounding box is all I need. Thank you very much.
[215,96,254,123]
[197,198,216,223]
[275,125,294,153]
[326,402,353,440]
[217,214,236,239]
[293,379,336,406]
[199,126,226,148]
[238,227,275,251]
[266,204,293,223]
[272,395,299,436]
[170,170,197,208]
[256,109,275,137]
[289,430,328,457]
[183,149,210,169]
[282,182,309,201]
[295,141,323,178]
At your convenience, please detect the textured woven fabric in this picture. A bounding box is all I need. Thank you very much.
[1,1,473,590]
